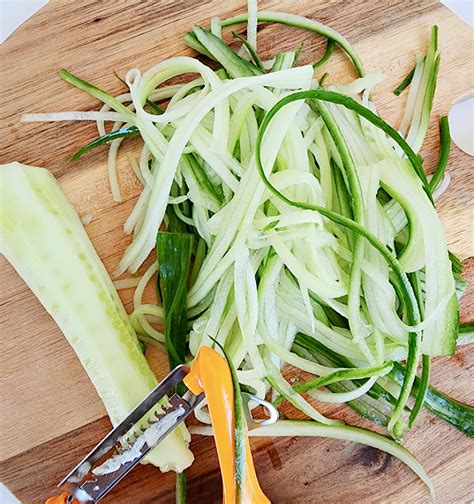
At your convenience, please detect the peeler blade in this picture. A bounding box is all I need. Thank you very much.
[59,365,204,503]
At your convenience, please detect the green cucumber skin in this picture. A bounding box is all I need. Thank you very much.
[191,26,263,79]
[157,231,194,502]
[71,126,139,161]
[157,232,193,370]
[444,295,460,356]
[391,363,474,437]
[220,11,366,76]
[294,334,474,437]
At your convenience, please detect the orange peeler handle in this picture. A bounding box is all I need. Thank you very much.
[45,492,79,504]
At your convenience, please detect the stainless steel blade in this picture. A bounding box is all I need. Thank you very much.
[59,364,204,502]
[68,394,194,502]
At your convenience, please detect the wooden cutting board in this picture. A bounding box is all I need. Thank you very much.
[0,1,473,502]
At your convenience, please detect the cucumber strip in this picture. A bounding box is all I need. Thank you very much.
[319,72,329,85]
[264,336,357,377]
[265,359,341,425]
[429,116,450,192]
[191,26,263,78]
[271,51,297,72]
[289,361,393,397]
[313,39,335,70]
[413,53,440,153]
[22,111,127,122]
[71,126,139,161]
[449,251,463,275]
[210,16,222,38]
[293,334,402,408]
[183,31,216,60]
[145,99,166,115]
[273,367,392,407]
[390,362,474,437]
[175,473,186,504]
[294,42,305,65]
[458,322,474,346]
[182,154,222,213]
[407,270,429,427]
[220,11,365,76]
[246,0,258,50]
[130,304,165,344]
[60,69,133,117]
[157,232,192,370]
[315,101,369,363]
[191,420,435,499]
[232,31,265,70]
[292,342,395,426]
[228,93,258,154]
[0,162,193,472]
[233,245,266,375]
[409,354,431,427]
[393,62,418,96]
[405,26,439,153]
[399,54,425,136]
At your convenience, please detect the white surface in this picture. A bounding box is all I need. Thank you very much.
[449,96,474,156]
[0,483,22,504]
[0,0,48,43]
[442,0,474,27]
[442,2,474,156]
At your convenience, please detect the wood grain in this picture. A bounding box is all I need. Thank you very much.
[0,0,473,503]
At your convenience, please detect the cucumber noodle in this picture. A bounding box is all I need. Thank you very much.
[23,5,469,499]
[190,421,435,499]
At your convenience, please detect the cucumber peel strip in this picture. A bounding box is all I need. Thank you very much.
[220,11,365,76]
[190,420,435,500]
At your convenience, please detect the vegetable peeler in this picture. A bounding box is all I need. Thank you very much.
[55,364,278,503]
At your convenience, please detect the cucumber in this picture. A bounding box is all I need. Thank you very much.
[0,162,193,472]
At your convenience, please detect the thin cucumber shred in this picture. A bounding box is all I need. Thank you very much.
[391,362,474,437]
[429,115,450,192]
[189,26,264,78]
[71,126,139,161]
[406,270,429,427]
[393,61,418,96]
[449,251,463,275]
[59,69,132,116]
[157,231,192,370]
[313,39,335,69]
[219,11,365,76]
[232,31,265,70]
[190,420,435,500]
[458,322,474,346]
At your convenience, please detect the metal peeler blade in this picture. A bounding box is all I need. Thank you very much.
[59,365,204,503]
